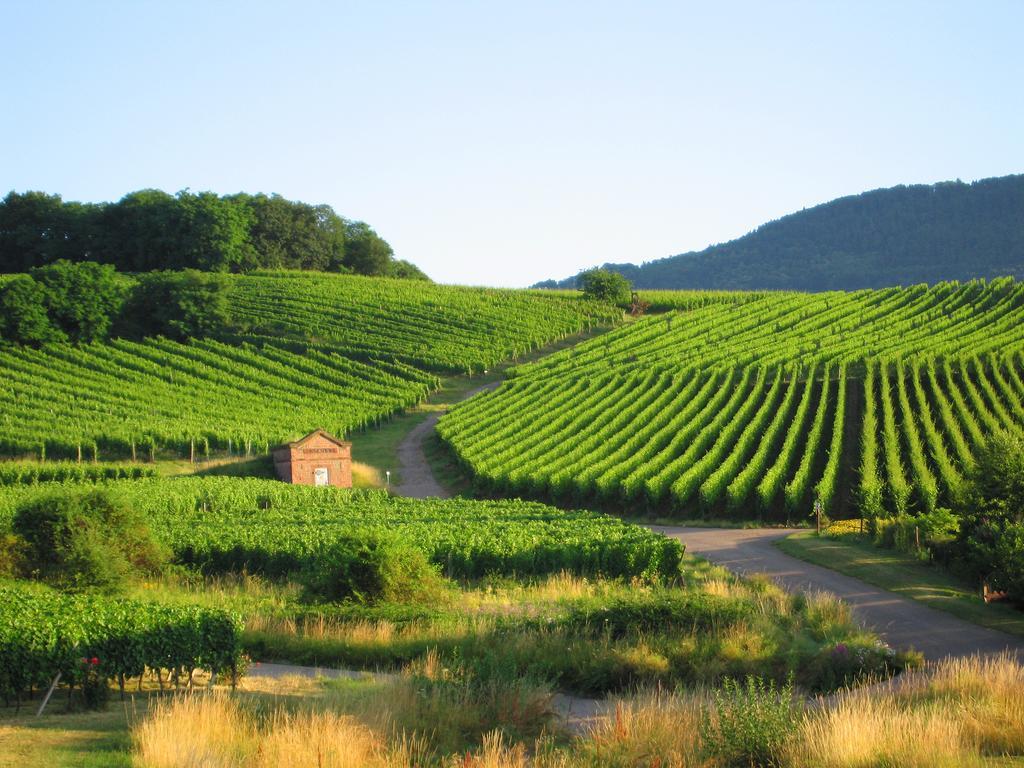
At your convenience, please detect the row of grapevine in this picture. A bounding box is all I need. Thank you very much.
[0,582,242,704]
[0,462,155,485]
[0,478,684,582]
[229,271,622,373]
[510,279,1024,380]
[0,338,437,460]
[442,349,1024,519]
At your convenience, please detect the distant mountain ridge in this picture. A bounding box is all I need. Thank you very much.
[537,174,1024,291]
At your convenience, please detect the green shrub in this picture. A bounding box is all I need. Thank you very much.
[804,639,919,691]
[578,268,631,306]
[700,674,800,768]
[952,431,1024,600]
[560,591,752,638]
[12,488,167,591]
[300,532,451,604]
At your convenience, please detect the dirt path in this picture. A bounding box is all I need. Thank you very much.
[392,382,499,499]
[247,662,607,733]
[656,526,1024,662]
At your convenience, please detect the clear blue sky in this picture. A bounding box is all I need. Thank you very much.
[2,1,1022,287]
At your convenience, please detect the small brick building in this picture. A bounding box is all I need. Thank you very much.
[273,429,352,488]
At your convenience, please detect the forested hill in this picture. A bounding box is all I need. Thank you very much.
[0,189,428,279]
[537,175,1024,291]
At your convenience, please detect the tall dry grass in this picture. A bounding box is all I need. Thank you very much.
[791,694,978,767]
[791,653,1024,767]
[576,692,705,768]
[133,692,429,768]
[134,650,1024,768]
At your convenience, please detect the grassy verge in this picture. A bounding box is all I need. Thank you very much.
[778,531,1024,639]
[0,705,136,768]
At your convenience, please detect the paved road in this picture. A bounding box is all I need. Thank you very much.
[392,382,499,499]
[654,526,1024,662]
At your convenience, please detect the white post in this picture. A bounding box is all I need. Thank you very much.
[385,470,391,490]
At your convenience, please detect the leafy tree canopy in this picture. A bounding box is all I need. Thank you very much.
[579,268,632,305]
[953,431,1024,600]
[121,269,234,340]
[0,188,427,280]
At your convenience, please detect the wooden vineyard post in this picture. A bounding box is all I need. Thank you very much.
[36,672,62,717]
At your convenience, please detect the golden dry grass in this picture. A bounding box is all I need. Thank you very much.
[351,461,384,489]
[576,692,705,768]
[129,654,1024,767]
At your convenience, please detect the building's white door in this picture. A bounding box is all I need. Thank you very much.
[314,467,329,486]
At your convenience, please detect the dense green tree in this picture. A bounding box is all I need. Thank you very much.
[95,189,181,271]
[387,258,430,280]
[0,188,426,279]
[30,260,128,342]
[952,431,1024,600]
[230,193,346,271]
[121,269,234,340]
[579,268,632,305]
[343,221,393,276]
[175,191,255,271]
[0,275,64,344]
[0,191,101,271]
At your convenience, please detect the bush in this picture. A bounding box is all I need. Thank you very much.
[804,640,918,691]
[12,488,167,591]
[300,532,451,604]
[579,268,632,306]
[952,431,1024,600]
[872,509,958,555]
[560,591,752,638]
[700,674,801,768]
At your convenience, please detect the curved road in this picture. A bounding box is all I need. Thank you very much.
[389,383,1024,663]
[655,526,1024,662]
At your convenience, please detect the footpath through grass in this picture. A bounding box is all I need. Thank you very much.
[778,531,1024,640]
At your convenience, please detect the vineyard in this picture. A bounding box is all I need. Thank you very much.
[0,272,620,461]
[0,582,243,705]
[0,478,683,581]
[440,279,1024,519]
[0,337,437,460]
[227,271,621,373]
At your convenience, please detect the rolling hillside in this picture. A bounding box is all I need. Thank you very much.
[537,174,1024,291]
[0,274,618,460]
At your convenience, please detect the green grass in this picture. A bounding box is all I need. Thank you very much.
[778,531,1024,639]
[0,701,138,768]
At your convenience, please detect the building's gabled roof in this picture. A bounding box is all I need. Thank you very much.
[277,429,351,451]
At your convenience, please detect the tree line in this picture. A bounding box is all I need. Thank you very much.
[0,189,427,279]
[537,174,1024,291]
[0,260,233,345]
